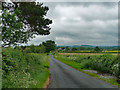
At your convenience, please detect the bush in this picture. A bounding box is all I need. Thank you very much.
[24,45,46,53]
[2,47,49,88]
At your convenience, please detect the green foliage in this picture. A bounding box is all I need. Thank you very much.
[24,47,31,53]
[35,45,46,53]
[2,8,28,46]
[79,46,85,50]
[93,46,101,52]
[15,2,52,35]
[24,44,46,53]
[2,2,52,46]
[29,44,35,53]
[65,46,70,52]
[71,48,77,51]
[2,47,49,88]
[23,40,57,54]
[42,40,56,52]
[56,54,120,80]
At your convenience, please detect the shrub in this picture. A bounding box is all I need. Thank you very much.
[58,54,119,79]
[2,47,49,88]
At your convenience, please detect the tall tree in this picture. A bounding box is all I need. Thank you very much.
[2,1,52,46]
[65,46,70,52]
[42,40,56,52]
[94,46,101,52]
[71,48,77,51]
[16,2,52,35]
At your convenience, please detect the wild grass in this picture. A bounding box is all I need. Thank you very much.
[2,47,49,88]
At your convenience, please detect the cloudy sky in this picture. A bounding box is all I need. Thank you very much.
[27,2,118,46]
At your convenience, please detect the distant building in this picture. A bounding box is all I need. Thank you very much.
[58,47,65,51]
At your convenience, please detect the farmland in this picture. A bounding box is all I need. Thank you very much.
[58,52,118,55]
[54,53,120,87]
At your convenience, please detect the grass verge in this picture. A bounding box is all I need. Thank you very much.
[2,47,50,88]
[54,55,120,87]
[30,55,50,88]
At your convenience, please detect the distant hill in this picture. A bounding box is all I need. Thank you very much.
[81,45,94,48]
[57,45,119,50]
[98,46,119,50]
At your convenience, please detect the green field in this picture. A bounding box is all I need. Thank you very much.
[54,53,120,87]
[2,47,49,88]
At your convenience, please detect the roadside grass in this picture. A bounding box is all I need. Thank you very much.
[2,47,49,88]
[29,53,50,88]
[30,68,49,88]
[54,54,120,87]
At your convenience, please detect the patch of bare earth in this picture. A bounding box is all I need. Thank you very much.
[43,76,50,88]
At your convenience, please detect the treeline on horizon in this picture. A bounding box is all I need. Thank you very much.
[5,40,57,54]
[57,45,120,53]
[6,42,120,54]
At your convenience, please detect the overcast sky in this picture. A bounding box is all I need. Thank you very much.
[27,2,118,46]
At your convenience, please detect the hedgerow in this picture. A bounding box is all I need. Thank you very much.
[2,47,49,88]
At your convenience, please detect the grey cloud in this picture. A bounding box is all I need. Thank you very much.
[27,2,118,46]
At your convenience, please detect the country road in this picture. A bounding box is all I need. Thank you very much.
[48,55,117,88]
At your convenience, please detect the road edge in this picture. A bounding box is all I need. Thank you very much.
[54,56,120,87]
[43,55,50,88]
[43,76,50,88]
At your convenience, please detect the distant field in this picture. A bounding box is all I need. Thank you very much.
[59,50,120,53]
[103,51,120,53]
[58,53,118,55]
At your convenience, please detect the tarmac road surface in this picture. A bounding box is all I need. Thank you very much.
[48,55,117,88]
